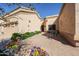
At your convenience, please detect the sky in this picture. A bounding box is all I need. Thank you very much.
[0,3,63,19]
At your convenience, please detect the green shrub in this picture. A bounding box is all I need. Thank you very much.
[29,32,35,36]
[11,31,41,40]
[24,32,30,35]
[21,34,28,39]
[35,31,41,34]
[22,32,35,39]
[11,33,22,41]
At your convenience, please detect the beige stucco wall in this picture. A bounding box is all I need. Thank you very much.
[45,16,58,31]
[0,20,4,33]
[58,3,75,46]
[75,3,79,41]
[0,9,42,39]
[6,11,41,33]
[0,26,18,39]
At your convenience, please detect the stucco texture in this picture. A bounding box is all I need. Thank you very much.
[58,3,76,46]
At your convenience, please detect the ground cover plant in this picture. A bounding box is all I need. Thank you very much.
[0,31,41,56]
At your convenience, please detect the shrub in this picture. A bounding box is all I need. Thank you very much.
[22,32,34,39]
[35,31,41,34]
[11,31,41,40]
[24,32,31,35]
[21,34,27,39]
[29,32,35,36]
[11,33,22,41]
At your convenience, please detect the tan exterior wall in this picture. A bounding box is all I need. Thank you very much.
[75,4,79,42]
[0,9,42,39]
[45,16,58,31]
[0,26,18,39]
[6,11,42,33]
[58,3,76,46]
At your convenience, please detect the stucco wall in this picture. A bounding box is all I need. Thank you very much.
[45,16,58,31]
[58,3,75,45]
[0,10,42,40]
[0,25,18,39]
[75,4,79,41]
[6,11,42,33]
[0,20,4,34]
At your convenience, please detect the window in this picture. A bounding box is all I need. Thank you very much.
[29,20,31,23]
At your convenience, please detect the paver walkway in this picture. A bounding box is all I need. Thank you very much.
[26,33,79,56]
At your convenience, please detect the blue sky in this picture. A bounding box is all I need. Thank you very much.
[0,3,63,19]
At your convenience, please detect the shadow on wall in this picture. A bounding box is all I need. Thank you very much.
[57,3,76,46]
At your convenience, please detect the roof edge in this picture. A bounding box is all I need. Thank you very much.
[1,7,42,20]
[45,15,58,19]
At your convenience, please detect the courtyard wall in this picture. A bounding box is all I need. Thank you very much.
[58,3,76,46]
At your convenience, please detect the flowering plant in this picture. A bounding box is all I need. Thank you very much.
[30,46,49,56]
